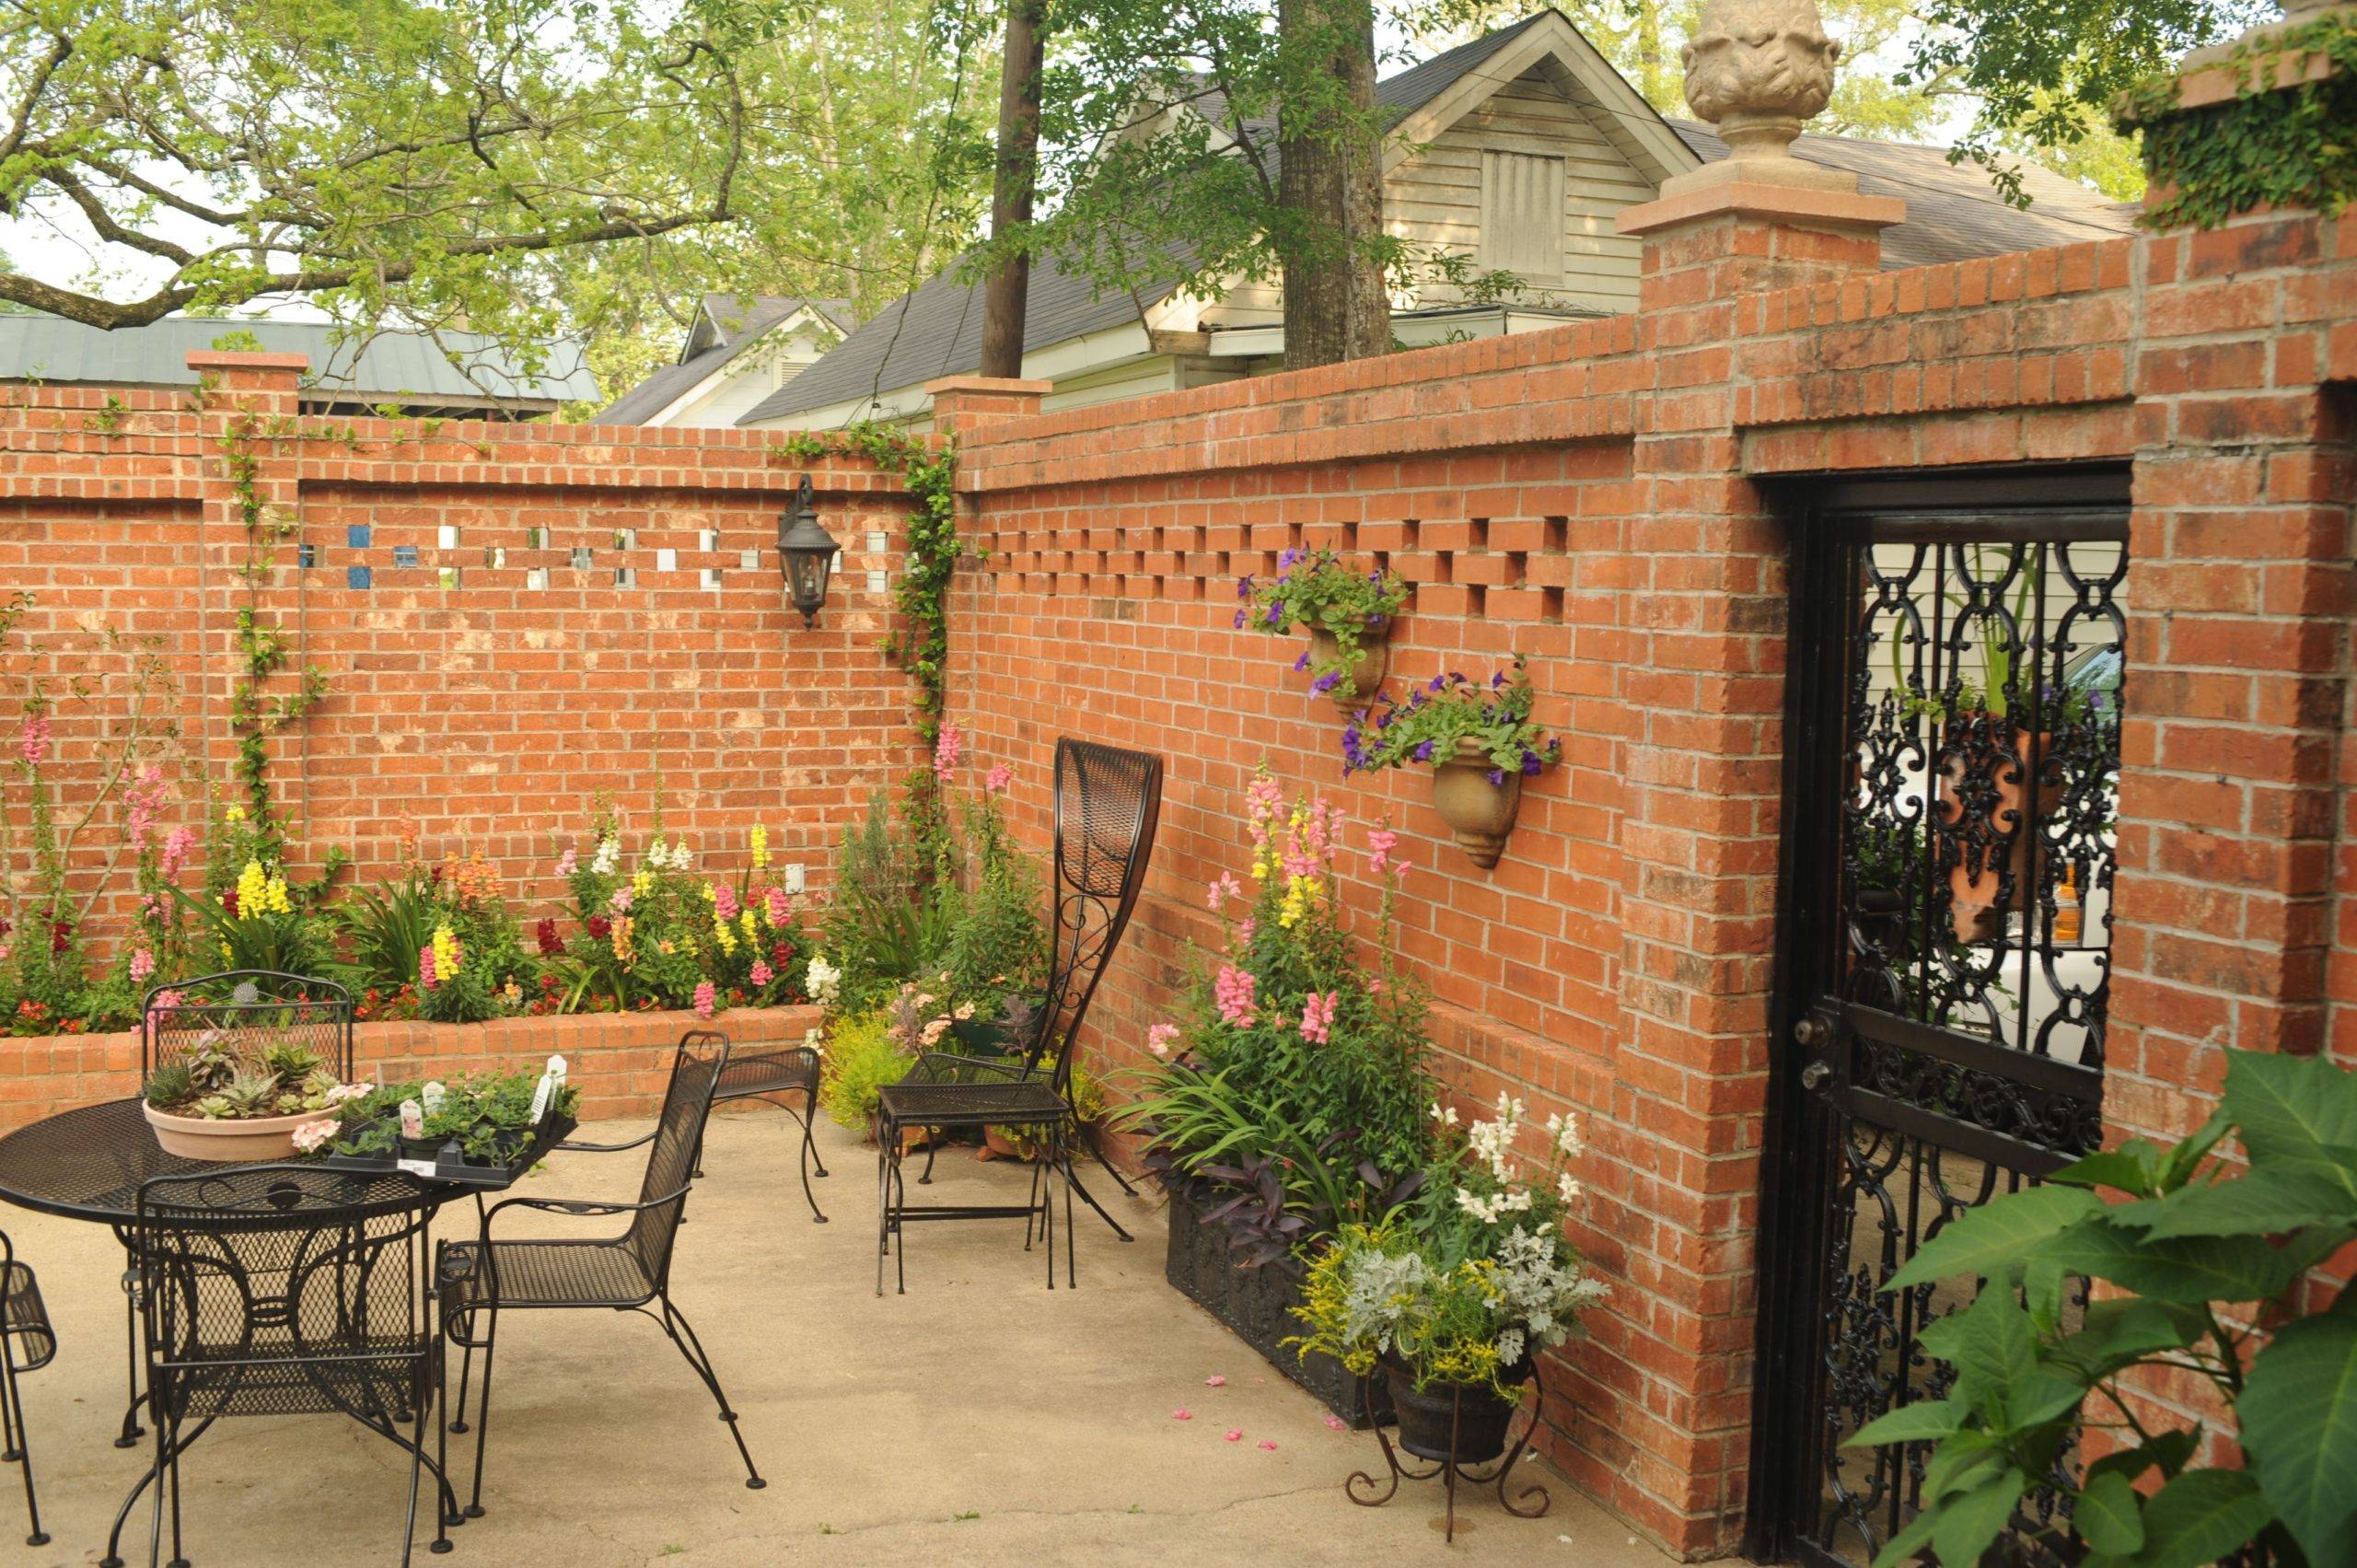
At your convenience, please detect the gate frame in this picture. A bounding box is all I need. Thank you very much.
[1741,463,2133,1563]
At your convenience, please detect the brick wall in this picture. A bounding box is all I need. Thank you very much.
[0,366,923,929]
[936,200,2357,1556]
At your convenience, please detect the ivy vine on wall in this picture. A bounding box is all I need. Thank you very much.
[2126,12,2357,231]
[772,424,962,746]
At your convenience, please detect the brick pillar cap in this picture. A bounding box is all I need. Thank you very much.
[186,350,310,373]
[924,374,1051,397]
[1617,182,1906,238]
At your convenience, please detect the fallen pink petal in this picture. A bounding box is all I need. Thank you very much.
[1257,1440,1278,1451]
[1223,1429,1243,1442]
[1171,1409,1191,1421]
[1203,1375,1226,1387]
[1321,1414,1349,1433]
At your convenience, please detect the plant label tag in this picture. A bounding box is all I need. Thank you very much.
[529,1054,566,1124]
[399,1099,424,1140]
[397,1156,435,1178]
[421,1080,447,1115]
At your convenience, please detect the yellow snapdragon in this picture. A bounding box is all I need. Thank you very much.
[431,923,461,978]
[749,825,770,871]
[235,860,269,920]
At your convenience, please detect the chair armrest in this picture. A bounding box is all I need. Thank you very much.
[481,1185,691,1228]
[556,1129,656,1154]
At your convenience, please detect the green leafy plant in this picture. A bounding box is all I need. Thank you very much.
[1852,1047,2357,1568]
[329,865,438,993]
[1341,656,1560,782]
[821,788,956,1012]
[2124,12,2357,233]
[144,1035,358,1121]
[937,786,1045,1016]
[327,1069,582,1162]
[169,851,334,980]
[1233,548,1410,699]
[818,1010,913,1132]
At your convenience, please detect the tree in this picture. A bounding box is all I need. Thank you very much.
[1275,0,1389,366]
[980,0,1050,378]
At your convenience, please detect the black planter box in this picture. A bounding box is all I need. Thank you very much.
[323,1112,576,1189]
[1163,1179,1392,1429]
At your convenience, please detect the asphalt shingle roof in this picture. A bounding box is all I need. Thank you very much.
[592,296,854,424]
[0,316,595,408]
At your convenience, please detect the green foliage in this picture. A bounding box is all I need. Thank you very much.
[937,789,1046,1015]
[146,1033,347,1120]
[1853,1048,2357,1568]
[2126,13,2357,231]
[1235,548,1409,699]
[329,867,439,993]
[818,1011,912,1132]
[820,787,958,1012]
[1341,655,1559,780]
[328,1070,582,1162]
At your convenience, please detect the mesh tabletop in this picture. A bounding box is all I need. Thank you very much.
[877,1078,1066,1128]
[710,1046,819,1102]
[0,1098,441,1225]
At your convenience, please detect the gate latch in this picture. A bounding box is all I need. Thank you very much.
[1793,1006,1841,1098]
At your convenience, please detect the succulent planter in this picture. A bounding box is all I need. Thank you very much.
[1163,1179,1392,1428]
[142,1099,340,1162]
[1383,1354,1531,1464]
[1306,621,1389,711]
[1430,736,1523,868]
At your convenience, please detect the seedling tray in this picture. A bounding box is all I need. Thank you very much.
[321,1112,576,1189]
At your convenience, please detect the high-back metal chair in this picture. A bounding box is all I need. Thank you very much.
[874,738,1164,1292]
[695,1038,829,1223]
[0,1231,53,1547]
[437,1031,761,1519]
[134,1166,447,1567]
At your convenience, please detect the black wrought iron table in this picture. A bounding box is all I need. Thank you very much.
[0,1098,483,1566]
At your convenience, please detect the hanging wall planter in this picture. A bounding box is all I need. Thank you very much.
[1341,656,1560,870]
[1430,737,1522,868]
[1233,548,1409,714]
[1306,617,1390,711]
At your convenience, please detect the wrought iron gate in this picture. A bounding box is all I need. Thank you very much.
[1747,480,2129,1566]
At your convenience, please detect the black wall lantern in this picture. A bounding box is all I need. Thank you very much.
[775,472,841,628]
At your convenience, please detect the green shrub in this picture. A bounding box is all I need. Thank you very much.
[818,1012,912,1132]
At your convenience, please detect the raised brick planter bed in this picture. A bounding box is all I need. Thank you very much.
[0,1005,825,1132]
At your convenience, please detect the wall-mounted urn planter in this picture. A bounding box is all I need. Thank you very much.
[1306,618,1389,712]
[1430,737,1521,868]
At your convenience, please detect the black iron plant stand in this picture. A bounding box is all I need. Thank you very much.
[1345,1364,1551,1544]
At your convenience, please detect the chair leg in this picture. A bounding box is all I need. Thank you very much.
[917,1128,938,1185]
[804,1086,830,1178]
[658,1298,764,1490]
[0,1350,44,1546]
[167,1412,186,1568]
[794,1099,828,1225]
[875,1121,890,1297]
[145,1411,168,1568]
[400,1366,432,1568]
[892,1144,908,1295]
[435,1337,459,1541]
[448,1334,473,1434]
[1024,1148,1044,1250]
[462,1307,498,1518]
[117,1268,145,1448]
[1063,1131,1078,1290]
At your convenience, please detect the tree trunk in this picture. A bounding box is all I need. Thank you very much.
[1279,0,1388,370]
[979,0,1047,380]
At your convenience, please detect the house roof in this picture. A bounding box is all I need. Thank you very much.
[745,12,2138,427]
[0,316,596,410]
[1666,122,2132,270]
[592,295,854,424]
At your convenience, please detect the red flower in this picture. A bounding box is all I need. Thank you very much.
[535,917,563,956]
[586,914,612,942]
[50,920,73,955]
[221,888,240,918]
[770,941,794,969]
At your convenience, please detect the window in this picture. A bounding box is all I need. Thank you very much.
[1479,151,1565,285]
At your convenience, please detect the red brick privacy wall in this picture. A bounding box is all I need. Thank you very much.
[0,361,923,929]
[938,202,2357,1556]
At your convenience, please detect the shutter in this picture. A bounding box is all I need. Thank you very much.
[1479,151,1566,285]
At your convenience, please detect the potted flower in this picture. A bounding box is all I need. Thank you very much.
[1343,656,1560,867]
[1236,549,1411,710]
[321,1067,582,1167]
[1287,1095,1607,1463]
[142,1037,372,1161]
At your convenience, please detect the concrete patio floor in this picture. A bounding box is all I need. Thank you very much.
[0,1099,1679,1567]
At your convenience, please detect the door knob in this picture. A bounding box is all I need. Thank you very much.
[1794,1016,1824,1048]
[1800,1062,1831,1090]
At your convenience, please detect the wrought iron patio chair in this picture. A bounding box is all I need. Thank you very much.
[113,971,358,1455]
[133,1166,448,1568]
[696,1040,828,1222]
[0,1231,53,1547]
[437,1030,762,1517]
[875,738,1163,1294]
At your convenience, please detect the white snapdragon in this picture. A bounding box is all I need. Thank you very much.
[590,834,621,877]
[805,953,843,1009]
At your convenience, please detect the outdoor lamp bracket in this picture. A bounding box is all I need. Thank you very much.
[776,473,841,629]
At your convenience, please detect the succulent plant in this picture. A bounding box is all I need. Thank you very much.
[144,1063,195,1109]
[218,1068,278,1119]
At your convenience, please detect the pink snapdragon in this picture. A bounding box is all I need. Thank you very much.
[693,981,717,1018]
[1298,991,1339,1044]
[160,825,195,882]
[1206,872,1242,911]
[1237,917,1256,947]
[17,711,49,768]
[1243,773,1284,848]
[556,847,578,877]
[986,761,1013,794]
[609,886,633,914]
[749,958,774,987]
[766,887,790,925]
[124,765,167,851]
[129,947,155,984]
[1213,965,1258,1027]
[933,722,962,784]
[1147,1023,1180,1058]
[418,947,439,992]
[714,883,739,921]
[1366,825,1399,875]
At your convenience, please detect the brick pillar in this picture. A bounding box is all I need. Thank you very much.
[182,351,311,852]
[1589,180,1901,1555]
[924,375,1049,444]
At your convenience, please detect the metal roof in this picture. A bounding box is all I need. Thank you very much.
[0,317,597,410]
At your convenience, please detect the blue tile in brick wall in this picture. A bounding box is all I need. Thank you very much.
[347,524,372,549]
[346,564,372,590]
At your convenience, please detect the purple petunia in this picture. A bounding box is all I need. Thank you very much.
[1492,670,1508,688]
[1487,769,1506,786]
[1427,675,1446,694]
[1520,750,1543,776]
[1413,740,1434,762]
[1266,603,1283,625]
[1236,577,1253,599]
[1294,651,1311,672]
[1233,609,1247,630]
[1312,671,1340,693]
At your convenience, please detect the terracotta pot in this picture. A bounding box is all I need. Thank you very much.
[1306,621,1388,711]
[977,1126,1036,1163]
[1430,736,1521,868]
[143,1099,340,1163]
[1936,721,2049,944]
[1382,1355,1531,1464]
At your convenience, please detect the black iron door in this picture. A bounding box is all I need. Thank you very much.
[1747,481,2129,1566]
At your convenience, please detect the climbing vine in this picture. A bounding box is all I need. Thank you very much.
[772,424,961,746]
[2125,12,2357,231]
[213,397,330,861]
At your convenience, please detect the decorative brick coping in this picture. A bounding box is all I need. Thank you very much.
[0,1005,827,1133]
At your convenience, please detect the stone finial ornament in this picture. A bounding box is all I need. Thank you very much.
[1664,0,1856,195]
